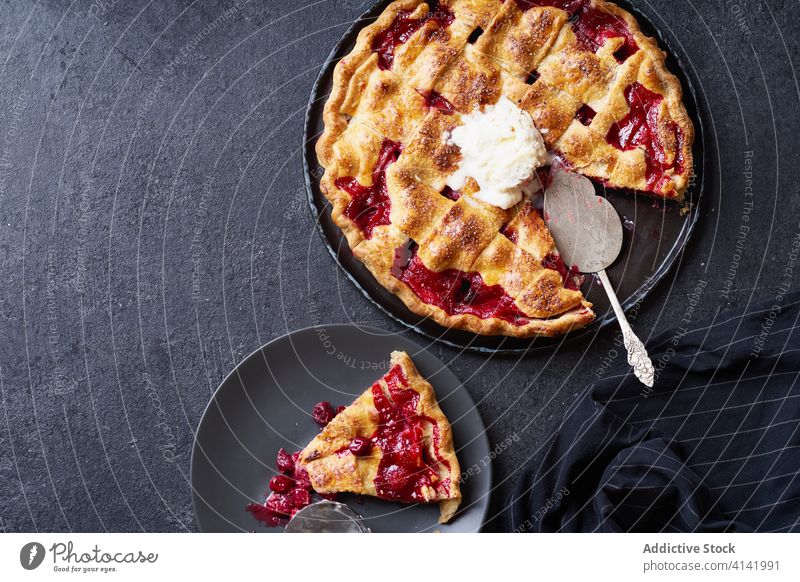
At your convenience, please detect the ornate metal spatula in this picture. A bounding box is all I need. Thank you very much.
[544,166,655,388]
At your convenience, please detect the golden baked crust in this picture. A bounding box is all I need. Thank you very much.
[298,351,462,523]
[316,0,694,337]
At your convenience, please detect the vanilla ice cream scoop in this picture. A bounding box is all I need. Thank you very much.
[446,96,548,210]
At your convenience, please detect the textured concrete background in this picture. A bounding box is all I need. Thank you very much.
[0,0,797,532]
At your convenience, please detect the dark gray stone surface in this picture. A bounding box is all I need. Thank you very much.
[0,0,797,532]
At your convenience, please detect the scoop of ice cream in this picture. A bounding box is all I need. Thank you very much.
[446,96,548,209]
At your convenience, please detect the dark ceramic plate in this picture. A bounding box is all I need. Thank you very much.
[303,0,705,353]
[191,324,490,533]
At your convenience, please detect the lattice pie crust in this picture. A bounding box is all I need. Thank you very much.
[316,0,694,337]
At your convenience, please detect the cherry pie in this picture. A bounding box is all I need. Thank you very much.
[297,351,462,523]
[316,0,694,337]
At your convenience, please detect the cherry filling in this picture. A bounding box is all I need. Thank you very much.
[392,245,531,325]
[248,402,351,528]
[247,448,315,527]
[576,104,596,126]
[418,89,455,114]
[606,82,685,191]
[348,436,372,457]
[573,3,639,62]
[440,186,461,200]
[335,139,403,239]
[328,366,449,500]
[312,401,336,427]
[276,448,295,473]
[499,223,519,244]
[542,252,582,291]
[392,242,417,278]
[372,1,455,70]
[370,365,449,502]
[514,0,639,63]
[248,367,453,522]
[245,502,282,527]
[269,475,294,494]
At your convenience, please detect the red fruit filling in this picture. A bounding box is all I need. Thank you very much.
[370,365,450,502]
[335,139,403,239]
[606,82,685,193]
[392,244,531,325]
[391,242,416,279]
[269,475,294,494]
[499,223,519,244]
[292,460,312,490]
[576,104,596,126]
[286,487,311,508]
[323,367,451,501]
[542,252,582,291]
[312,401,336,427]
[418,89,455,114]
[247,447,317,527]
[265,491,294,517]
[245,503,282,527]
[372,1,455,70]
[275,448,294,473]
[514,1,639,63]
[249,365,457,522]
[348,436,372,457]
[440,186,461,201]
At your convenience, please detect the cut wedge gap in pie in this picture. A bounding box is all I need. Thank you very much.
[298,350,462,523]
[316,0,695,338]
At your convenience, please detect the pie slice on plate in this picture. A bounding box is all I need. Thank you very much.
[297,351,462,523]
[315,0,695,338]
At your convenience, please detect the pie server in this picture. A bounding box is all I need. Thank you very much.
[284,501,371,533]
[544,166,655,388]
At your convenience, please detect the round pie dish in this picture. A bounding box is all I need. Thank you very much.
[305,0,705,352]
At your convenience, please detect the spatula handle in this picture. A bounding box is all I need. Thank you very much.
[597,269,655,388]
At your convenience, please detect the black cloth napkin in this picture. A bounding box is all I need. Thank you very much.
[506,292,800,532]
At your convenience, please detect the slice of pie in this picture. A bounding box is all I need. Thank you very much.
[316,0,694,338]
[297,351,462,523]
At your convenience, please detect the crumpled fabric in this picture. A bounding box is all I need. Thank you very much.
[506,293,800,532]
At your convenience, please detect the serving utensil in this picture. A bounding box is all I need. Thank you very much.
[284,500,371,533]
[544,166,655,388]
